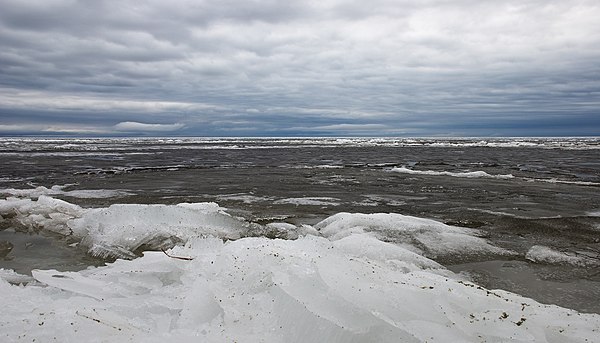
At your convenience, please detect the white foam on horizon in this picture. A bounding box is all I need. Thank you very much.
[314,164,344,169]
[278,164,344,169]
[391,167,515,179]
[76,164,189,175]
[2,137,599,151]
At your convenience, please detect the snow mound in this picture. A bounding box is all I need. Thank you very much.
[391,167,514,179]
[315,212,512,259]
[526,245,599,267]
[0,195,248,258]
[1,235,598,342]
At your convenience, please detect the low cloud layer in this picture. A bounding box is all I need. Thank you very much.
[1,0,599,136]
[114,121,185,132]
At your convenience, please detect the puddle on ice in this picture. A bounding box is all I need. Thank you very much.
[448,260,600,314]
[0,229,103,275]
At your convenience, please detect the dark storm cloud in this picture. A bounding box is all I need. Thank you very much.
[0,0,599,136]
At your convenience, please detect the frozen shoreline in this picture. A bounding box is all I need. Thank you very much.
[2,134,600,342]
[2,235,599,342]
[1,193,599,341]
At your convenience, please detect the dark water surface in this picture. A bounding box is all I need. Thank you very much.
[1,137,599,312]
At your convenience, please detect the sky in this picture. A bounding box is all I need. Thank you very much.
[0,0,599,137]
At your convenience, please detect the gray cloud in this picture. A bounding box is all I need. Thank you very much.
[0,0,599,136]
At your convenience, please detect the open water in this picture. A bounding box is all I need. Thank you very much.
[1,137,599,313]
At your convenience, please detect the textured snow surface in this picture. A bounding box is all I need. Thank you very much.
[1,235,599,342]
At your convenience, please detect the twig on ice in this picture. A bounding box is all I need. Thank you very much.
[161,248,194,261]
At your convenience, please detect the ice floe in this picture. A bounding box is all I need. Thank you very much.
[524,178,600,187]
[216,193,274,204]
[0,268,35,284]
[273,197,341,206]
[0,185,132,199]
[526,245,600,267]
[0,195,248,259]
[315,212,513,259]
[0,193,514,261]
[391,167,514,179]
